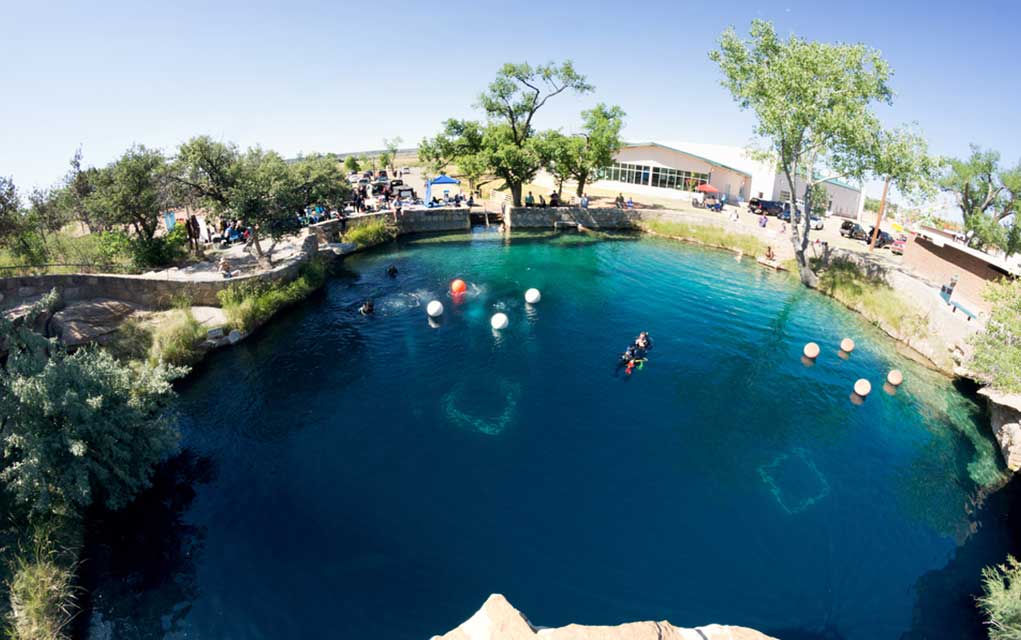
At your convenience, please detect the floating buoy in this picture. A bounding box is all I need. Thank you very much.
[451,279,467,294]
[525,288,541,304]
[490,312,509,330]
[803,342,820,359]
[840,338,856,353]
[427,300,444,318]
[887,369,903,386]
[854,378,872,397]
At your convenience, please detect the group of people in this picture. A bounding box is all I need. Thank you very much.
[524,191,564,208]
[218,219,251,247]
[358,265,400,315]
[614,193,635,209]
[619,331,653,376]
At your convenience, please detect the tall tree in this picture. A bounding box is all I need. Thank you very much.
[0,291,180,517]
[940,145,1021,255]
[288,153,351,212]
[383,137,403,175]
[61,148,103,232]
[88,145,171,244]
[536,103,626,197]
[343,155,361,174]
[419,119,490,192]
[0,176,22,246]
[173,136,241,213]
[476,61,593,205]
[710,20,894,287]
[867,127,939,250]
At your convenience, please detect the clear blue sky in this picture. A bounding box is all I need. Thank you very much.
[2,0,1019,206]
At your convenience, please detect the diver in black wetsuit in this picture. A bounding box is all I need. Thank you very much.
[386,264,398,278]
[360,299,374,315]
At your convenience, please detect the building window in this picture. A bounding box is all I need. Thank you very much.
[604,163,708,191]
[779,190,790,201]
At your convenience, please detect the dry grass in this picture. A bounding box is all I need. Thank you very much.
[640,219,767,256]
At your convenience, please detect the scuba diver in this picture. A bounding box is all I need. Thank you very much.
[359,299,375,315]
[617,332,652,377]
[386,264,398,278]
[634,331,653,354]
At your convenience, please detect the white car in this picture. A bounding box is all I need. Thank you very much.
[809,216,824,230]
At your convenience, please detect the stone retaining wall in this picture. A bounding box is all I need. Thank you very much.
[506,206,640,229]
[310,208,471,243]
[0,235,319,309]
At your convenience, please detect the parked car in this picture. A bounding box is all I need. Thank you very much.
[749,199,785,215]
[891,235,907,255]
[840,220,869,240]
[778,204,803,223]
[377,170,388,179]
[402,167,412,175]
[809,216,824,230]
[868,227,895,249]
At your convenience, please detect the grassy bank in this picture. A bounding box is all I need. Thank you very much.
[343,219,396,248]
[813,257,928,340]
[639,219,767,256]
[218,257,328,333]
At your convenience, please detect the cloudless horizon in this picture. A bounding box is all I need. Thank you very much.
[2,0,1020,208]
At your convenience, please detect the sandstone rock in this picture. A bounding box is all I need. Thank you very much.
[51,299,136,347]
[979,388,1021,472]
[431,594,776,640]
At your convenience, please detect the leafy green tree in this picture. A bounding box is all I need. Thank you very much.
[940,145,1021,255]
[866,127,939,249]
[535,103,626,198]
[0,177,48,267]
[88,145,171,243]
[978,555,1021,640]
[711,20,895,287]
[383,137,403,175]
[0,292,180,517]
[343,155,361,174]
[807,183,830,216]
[419,120,491,192]
[476,61,593,205]
[173,136,240,213]
[288,153,351,211]
[970,277,1021,393]
[0,175,23,245]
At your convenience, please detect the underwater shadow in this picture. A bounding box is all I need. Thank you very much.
[76,449,215,639]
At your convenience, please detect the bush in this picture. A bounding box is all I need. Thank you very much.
[218,257,327,333]
[970,278,1021,393]
[103,317,154,363]
[978,555,1021,640]
[127,225,189,269]
[641,219,766,256]
[343,220,395,247]
[149,309,205,366]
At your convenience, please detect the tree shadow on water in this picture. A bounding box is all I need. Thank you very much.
[75,449,215,639]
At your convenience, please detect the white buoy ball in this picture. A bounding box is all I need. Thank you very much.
[427,300,444,318]
[803,342,820,359]
[887,369,903,386]
[525,288,542,304]
[490,312,509,330]
[840,338,856,353]
[854,378,872,397]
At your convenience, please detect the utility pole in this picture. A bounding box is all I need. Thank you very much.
[869,175,891,251]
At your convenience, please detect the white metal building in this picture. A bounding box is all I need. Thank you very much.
[585,141,865,219]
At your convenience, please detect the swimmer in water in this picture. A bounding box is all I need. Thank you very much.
[360,299,374,315]
[386,264,398,278]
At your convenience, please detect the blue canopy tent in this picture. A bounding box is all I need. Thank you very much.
[425,174,460,205]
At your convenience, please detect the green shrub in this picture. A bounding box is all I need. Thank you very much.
[127,225,189,269]
[149,309,205,366]
[218,257,327,332]
[978,555,1021,640]
[641,220,766,256]
[343,220,395,247]
[970,278,1021,393]
[103,317,154,363]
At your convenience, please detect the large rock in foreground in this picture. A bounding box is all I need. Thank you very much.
[979,387,1021,472]
[432,594,776,640]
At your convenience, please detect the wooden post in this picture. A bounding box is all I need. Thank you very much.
[869,176,891,251]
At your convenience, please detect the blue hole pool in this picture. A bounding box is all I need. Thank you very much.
[82,232,1020,639]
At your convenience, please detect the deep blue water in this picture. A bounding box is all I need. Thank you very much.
[83,232,1019,640]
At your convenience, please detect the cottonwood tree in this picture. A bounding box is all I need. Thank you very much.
[419,119,491,192]
[866,127,939,250]
[711,20,895,287]
[536,103,626,197]
[0,292,180,517]
[940,145,1021,255]
[477,62,593,206]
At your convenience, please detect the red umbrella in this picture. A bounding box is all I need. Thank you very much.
[696,184,719,193]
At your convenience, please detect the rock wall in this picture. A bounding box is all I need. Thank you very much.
[506,206,641,229]
[0,235,319,310]
[979,388,1021,472]
[432,594,776,640]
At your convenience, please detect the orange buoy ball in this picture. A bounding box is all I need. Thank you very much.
[840,338,856,353]
[450,279,467,294]
[854,378,872,397]
[887,369,903,386]
[803,342,820,359]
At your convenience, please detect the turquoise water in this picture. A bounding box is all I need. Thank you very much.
[82,232,1019,639]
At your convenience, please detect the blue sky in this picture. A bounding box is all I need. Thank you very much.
[2,0,1019,206]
